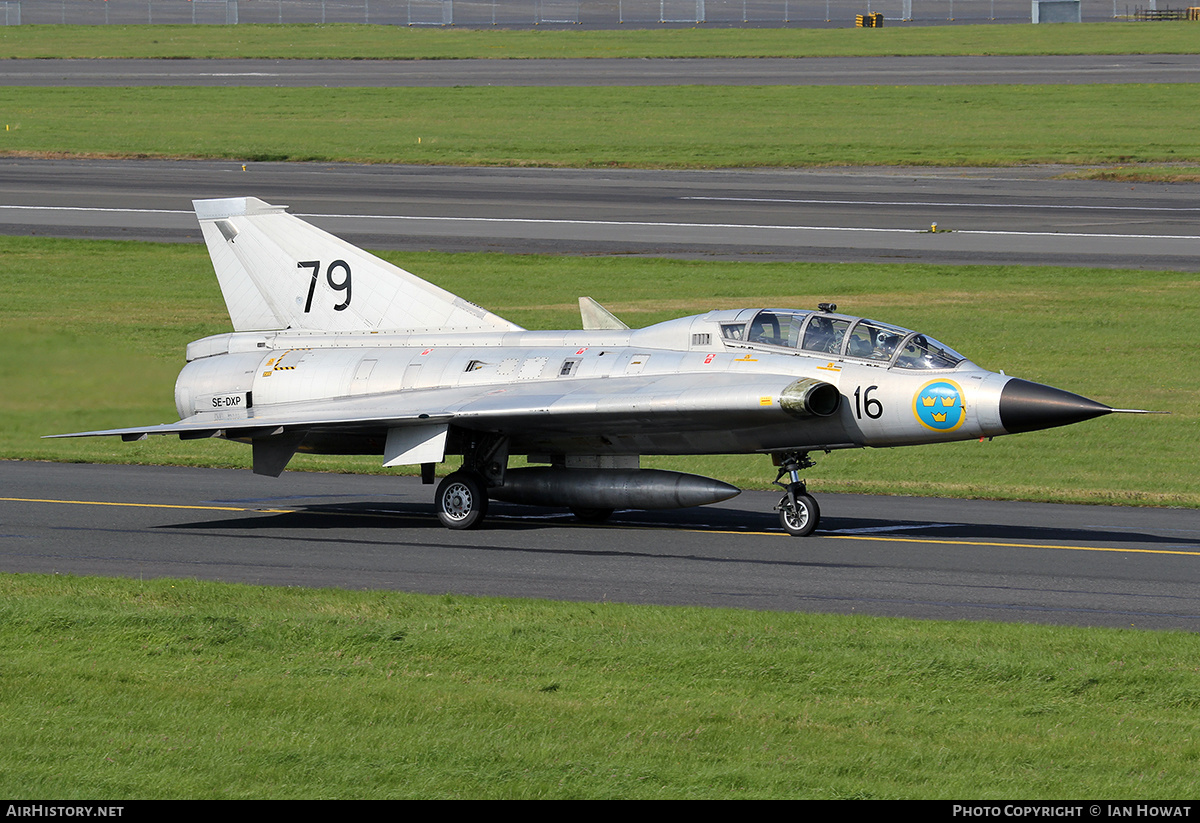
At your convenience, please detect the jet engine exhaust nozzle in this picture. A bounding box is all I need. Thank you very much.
[780,378,841,419]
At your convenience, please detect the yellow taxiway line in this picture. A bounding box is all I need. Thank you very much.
[0,497,293,514]
[4,496,1198,558]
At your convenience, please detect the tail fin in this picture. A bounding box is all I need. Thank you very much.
[194,197,522,334]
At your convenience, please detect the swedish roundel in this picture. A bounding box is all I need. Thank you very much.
[913,379,965,432]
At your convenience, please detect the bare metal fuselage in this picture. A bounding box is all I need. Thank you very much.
[176,315,1012,462]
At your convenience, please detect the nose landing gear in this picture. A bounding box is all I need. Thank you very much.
[773,452,820,537]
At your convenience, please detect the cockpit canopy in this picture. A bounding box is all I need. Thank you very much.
[717,308,966,370]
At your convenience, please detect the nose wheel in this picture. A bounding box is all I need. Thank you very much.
[776,485,820,536]
[773,452,821,537]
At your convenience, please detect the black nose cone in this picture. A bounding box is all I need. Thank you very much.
[999,378,1112,434]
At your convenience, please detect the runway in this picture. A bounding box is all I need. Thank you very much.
[4,461,1199,630]
[5,55,1199,87]
[3,158,1199,268]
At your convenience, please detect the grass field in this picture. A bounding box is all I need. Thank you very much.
[3,21,1200,59]
[4,573,1200,799]
[4,84,1200,168]
[4,236,1196,506]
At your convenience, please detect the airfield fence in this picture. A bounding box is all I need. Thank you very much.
[0,0,1133,26]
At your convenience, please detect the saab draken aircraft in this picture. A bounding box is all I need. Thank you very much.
[50,197,1154,535]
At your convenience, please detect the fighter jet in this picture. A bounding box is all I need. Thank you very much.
[49,197,1154,535]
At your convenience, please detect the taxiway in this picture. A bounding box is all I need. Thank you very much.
[4,461,1198,630]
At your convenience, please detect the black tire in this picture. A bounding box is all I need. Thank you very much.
[570,507,615,524]
[436,472,488,530]
[779,492,820,537]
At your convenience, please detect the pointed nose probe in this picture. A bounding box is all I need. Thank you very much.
[998,378,1114,434]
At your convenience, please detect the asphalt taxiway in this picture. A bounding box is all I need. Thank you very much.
[3,158,1199,269]
[5,55,1199,87]
[4,461,1198,630]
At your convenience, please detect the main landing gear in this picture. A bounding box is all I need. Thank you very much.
[773,452,820,537]
[434,434,508,530]
[436,471,488,530]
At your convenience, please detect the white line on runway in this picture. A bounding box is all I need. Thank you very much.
[683,196,1200,212]
[3,204,1198,242]
[826,523,963,534]
[0,205,190,215]
[303,212,1200,242]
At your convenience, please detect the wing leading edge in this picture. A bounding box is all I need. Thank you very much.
[46,370,835,473]
[48,372,804,442]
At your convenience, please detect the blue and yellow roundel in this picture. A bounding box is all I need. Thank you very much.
[913,379,966,432]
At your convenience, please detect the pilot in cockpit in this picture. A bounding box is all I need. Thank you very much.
[749,317,781,346]
[874,331,901,360]
[802,316,839,353]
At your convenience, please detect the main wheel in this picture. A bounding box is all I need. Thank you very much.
[436,472,488,530]
[570,507,614,524]
[778,492,820,537]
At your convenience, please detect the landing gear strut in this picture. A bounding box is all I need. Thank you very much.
[773,452,820,537]
[434,434,508,530]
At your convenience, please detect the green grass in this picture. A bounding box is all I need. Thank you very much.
[1064,165,1200,183]
[4,84,1200,168]
[3,573,1200,799]
[3,235,1196,506]
[3,21,1200,59]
